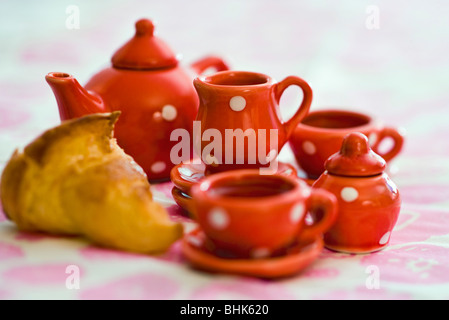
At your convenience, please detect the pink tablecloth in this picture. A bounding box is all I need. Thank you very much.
[1,0,449,299]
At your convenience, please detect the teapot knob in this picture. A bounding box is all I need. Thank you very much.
[111,18,178,69]
[135,18,155,37]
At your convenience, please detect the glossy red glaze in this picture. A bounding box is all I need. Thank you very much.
[190,170,337,258]
[289,109,405,179]
[194,71,312,174]
[181,228,324,278]
[312,133,401,253]
[45,18,229,181]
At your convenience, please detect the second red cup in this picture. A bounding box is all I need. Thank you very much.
[289,109,405,179]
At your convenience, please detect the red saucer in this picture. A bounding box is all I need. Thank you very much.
[181,228,324,279]
[170,160,298,196]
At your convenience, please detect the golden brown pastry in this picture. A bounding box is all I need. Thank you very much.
[0,112,182,253]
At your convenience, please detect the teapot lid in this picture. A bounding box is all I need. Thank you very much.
[325,132,386,177]
[111,19,178,70]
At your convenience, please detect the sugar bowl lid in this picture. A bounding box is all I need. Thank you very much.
[111,19,178,70]
[325,132,386,177]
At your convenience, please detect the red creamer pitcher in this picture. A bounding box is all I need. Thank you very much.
[193,70,313,174]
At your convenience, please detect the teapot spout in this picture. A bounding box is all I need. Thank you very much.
[45,72,107,121]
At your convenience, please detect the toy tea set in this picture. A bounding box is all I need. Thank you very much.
[43,18,404,278]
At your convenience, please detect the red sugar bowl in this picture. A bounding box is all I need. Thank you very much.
[312,132,401,254]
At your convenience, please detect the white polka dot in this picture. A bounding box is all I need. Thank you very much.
[161,105,177,121]
[290,203,304,223]
[208,207,229,230]
[301,187,311,198]
[188,236,203,247]
[340,187,359,202]
[151,161,166,173]
[379,231,391,245]
[302,141,316,155]
[369,133,378,146]
[199,181,210,192]
[251,247,271,259]
[229,96,246,111]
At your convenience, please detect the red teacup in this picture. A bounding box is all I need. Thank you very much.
[289,109,405,179]
[190,170,337,259]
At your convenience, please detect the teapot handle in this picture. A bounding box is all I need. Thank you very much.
[273,76,313,142]
[190,56,230,75]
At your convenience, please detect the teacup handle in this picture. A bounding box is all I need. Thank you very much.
[298,188,338,241]
[274,76,313,141]
[370,127,405,162]
[190,56,230,75]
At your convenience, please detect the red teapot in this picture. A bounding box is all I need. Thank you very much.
[46,18,229,181]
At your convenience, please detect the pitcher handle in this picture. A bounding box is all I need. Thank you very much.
[274,76,313,141]
[190,55,230,75]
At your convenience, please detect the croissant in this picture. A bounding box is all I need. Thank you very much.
[0,112,182,253]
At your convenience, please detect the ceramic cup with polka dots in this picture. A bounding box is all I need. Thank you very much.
[289,109,405,179]
[193,71,312,175]
[190,170,337,259]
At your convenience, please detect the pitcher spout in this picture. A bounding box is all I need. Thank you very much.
[45,72,107,121]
